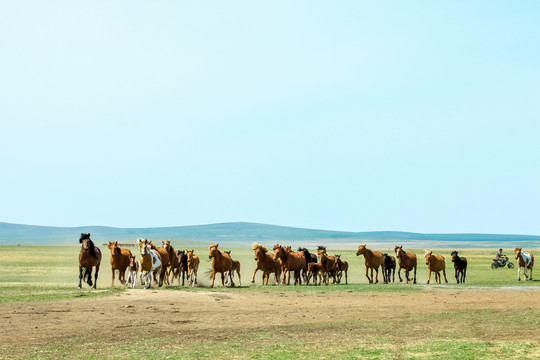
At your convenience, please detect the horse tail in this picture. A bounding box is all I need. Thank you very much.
[204,268,213,279]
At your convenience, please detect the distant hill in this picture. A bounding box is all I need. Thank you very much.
[1,222,539,249]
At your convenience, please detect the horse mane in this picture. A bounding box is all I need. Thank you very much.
[79,233,90,244]
[252,243,268,252]
[317,245,326,251]
[209,243,219,250]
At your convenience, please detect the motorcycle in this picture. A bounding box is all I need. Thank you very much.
[491,256,514,269]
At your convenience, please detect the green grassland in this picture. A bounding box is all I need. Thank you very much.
[1,244,538,360]
[0,244,537,302]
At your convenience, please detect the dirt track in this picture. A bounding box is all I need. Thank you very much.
[1,288,539,358]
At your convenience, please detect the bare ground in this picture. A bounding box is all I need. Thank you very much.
[1,288,539,359]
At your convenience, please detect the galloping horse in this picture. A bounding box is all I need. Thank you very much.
[138,238,162,289]
[514,247,534,281]
[177,250,188,286]
[186,249,200,287]
[425,251,448,284]
[149,241,169,287]
[78,233,102,289]
[251,243,281,285]
[126,255,139,288]
[208,243,234,287]
[335,255,349,284]
[273,244,306,285]
[163,240,180,285]
[394,246,417,284]
[107,241,132,287]
[382,253,396,283]
[356,245,385,284]
[317,246,337,285]
[306,262,324,285]
[450,250,467,284]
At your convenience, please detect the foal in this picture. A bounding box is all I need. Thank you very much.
[186,249,200,287]
[450,250,467,284]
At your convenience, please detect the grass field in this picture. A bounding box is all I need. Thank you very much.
[0,244,538,359]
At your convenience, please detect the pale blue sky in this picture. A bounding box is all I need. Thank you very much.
[1,2,539,234]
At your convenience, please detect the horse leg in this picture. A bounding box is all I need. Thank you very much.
[365,266,371,284]
[455,268,459,283]
[93,265,99,289]
[518,266,521,281]
[443,268,448,283]
[111,268,116,287]
[427,269,431,284]
[397,267,403,282]
[413,266,417,284]
[252,268,258,284]
[78,267,83,289]
[375,267,379,284]
[237,269,242,287]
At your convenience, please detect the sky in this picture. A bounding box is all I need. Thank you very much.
[1,2,539,234]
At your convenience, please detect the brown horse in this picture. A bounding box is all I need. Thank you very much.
[149,241,169,286]
[163,240,180,285]
[126,255,139,288]
[335,255,349,284]
[186,249,200,287]
[317,246,337,285]
[356,245,385,284]
[394,246,417,284]
[208,243,234,287]
[107,241,132,287]
[425,251,448,284]
[514,247,534,281]
[78,233,102,289]
[251,244,281,285]
[306,262,324,285]
[273,244,306,285]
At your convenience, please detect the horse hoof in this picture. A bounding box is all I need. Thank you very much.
[77,286,81,290]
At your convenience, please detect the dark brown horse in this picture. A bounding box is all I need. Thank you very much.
[78,233,102,289]
[107,241,132,287]
[163,240,180,285]
[335,255,349,284]
[208,243,234,287]
[177,250,188,286]
[252,244,281,285]
[394,246,417,284]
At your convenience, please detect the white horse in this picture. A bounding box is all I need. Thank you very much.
[138,238,162,289]
[514,247,534,281]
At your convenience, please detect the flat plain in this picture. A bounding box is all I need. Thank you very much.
[0,244,538,359]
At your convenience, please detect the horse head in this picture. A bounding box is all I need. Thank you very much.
[273,244,285,262]
[394,246,403,258]
[356,244,367,256]
[209,243,219,259]
[138,238,150,257]
[107,241,121,257]
[425,250,433,265]
[450,250,458,262]
[514,247,522,260]
[162,239,172,252]
[187,249,195,264]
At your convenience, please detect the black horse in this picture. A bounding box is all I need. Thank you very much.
[382,253,396,283]
[298,247,317,264]
[450,250,467,284]
[78,233,101,289]
[177,250,188,286]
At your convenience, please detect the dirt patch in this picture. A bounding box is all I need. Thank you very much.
[1,288,539,358]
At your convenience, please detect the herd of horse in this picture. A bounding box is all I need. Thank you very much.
[78,233,535,289]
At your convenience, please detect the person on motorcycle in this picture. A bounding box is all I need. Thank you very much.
[496,249,504,265]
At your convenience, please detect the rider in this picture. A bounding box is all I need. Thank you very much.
[495,249,504,265]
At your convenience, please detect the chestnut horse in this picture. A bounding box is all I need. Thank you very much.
[317,246,337,285]
[394,246,417,284]
[273,244,306,285]
[208,243,234,287]
[78,233,101,289]
[450,250,467,284]
[425,251,448,284]
[251,244,281,285]
[335,255,348,284]
[107,241,132,287]
[356,245,385,284]
[163,240,180,285]
[306,262,324,285]
[186,249,200,287]
[138,238,162,289]
[514,247,534,281]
